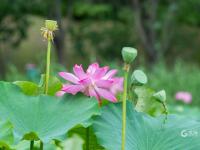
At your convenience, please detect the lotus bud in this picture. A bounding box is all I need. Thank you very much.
[153,90,166,102]
[121,47,137,64]
[131,70,148,86]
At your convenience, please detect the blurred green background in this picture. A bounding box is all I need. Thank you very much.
[0,0,200,108]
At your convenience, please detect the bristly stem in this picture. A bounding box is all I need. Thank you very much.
[162,102,168,124]
[121,64,129,150]
[45,39,51,94]
[40,141,43,150]
[30,140,34,150]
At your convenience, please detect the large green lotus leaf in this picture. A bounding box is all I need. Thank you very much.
[0,119,14,149]
[93,102,200,150]
[0,81,99,143]
[169,105,200,121]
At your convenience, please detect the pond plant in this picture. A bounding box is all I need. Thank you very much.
[0,20,200,150]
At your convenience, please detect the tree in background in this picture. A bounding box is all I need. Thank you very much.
[132,0,177,64]
[0,0,72,77]
[132,0,200,64]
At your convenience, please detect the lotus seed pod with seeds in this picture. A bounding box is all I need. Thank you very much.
[153,90,166,102]
[131,70,148,86]
[41,20,58,41]
[121,47,137,64]
[45,20,58,31]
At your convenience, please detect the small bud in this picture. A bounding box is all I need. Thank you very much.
[45,20,58,31]
[131,70,148,86]
[121,47,137,64]
[153,90,166,102]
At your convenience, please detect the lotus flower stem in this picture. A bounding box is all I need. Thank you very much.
[41,20,58,95]
[161,102,168,124]
[30,140,34,150]
[121,64,130,150]
[40,141,43,150]
[45,39,51,94]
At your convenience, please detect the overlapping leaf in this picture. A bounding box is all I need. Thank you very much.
[0,119,14,149]
[13,81,39,96]
[14,75,62,96]
[68,127,104,150]
[134,87,165,116]
[93,102,200,150]
[62,134,84,150]
[0,81,99,143]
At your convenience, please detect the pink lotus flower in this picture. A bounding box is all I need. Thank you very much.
[57,63,123,104]
[175,91,192,104]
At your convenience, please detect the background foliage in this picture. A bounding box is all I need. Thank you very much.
[0,0,200,110]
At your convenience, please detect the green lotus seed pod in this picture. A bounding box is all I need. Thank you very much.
[121,47,137,64]
[45,20,58,31]
[153,90,166,102]
[131,70,148,86]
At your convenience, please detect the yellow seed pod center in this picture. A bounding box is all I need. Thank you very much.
[45,20,58,31]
